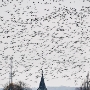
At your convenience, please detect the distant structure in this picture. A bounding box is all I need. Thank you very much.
[9,57,13,90]
[37,70,47,90]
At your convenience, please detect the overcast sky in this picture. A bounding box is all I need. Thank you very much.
[0,0,90,88]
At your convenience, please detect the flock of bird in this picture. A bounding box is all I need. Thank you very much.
[0,0,90,87]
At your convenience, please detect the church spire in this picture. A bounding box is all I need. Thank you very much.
[37,69,47,90]
[42,69,43,77]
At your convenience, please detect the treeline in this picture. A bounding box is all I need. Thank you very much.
[3,81,32,90]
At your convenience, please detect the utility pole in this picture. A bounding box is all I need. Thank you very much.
[9,57,13,90]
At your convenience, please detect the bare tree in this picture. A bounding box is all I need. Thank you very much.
[3,83,22,90]
[77,72,90,90]
[17,81,27,90]
[3,81,32,90]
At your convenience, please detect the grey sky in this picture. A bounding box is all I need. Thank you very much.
[0,0,90,88]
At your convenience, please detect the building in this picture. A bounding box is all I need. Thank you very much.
[37,70,47,90]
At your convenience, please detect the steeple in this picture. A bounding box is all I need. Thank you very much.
[37,69,47,90]
[42,69,43,77]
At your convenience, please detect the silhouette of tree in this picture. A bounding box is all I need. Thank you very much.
[3,81,31,90]
[77,72,90,90]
